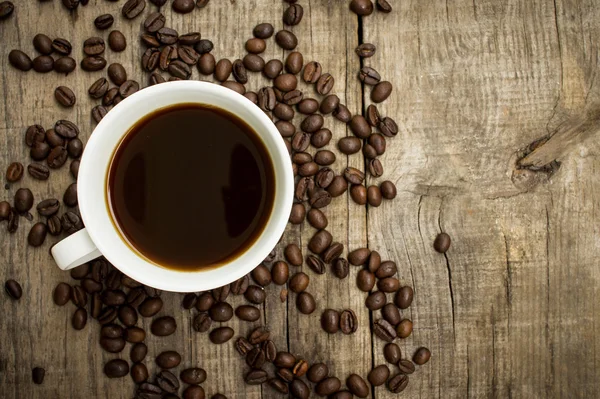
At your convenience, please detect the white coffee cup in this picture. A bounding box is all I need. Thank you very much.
[51,81,294,292]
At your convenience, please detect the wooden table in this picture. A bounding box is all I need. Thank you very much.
[1,0,599,397]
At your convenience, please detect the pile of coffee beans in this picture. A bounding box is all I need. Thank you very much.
[0,0,453,396]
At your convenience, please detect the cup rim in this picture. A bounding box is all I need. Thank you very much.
[78,81,294,292]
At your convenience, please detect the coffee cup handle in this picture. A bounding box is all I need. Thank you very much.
[51,229,103,270]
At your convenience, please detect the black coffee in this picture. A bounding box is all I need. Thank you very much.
[107,103,275,271]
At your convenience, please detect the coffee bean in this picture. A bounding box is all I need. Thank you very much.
[377,277,399,293]
[245,38,266,54]
[315,376,341,396]
[32,55,54,73]
[305,255,324,275]
[293,359,309,378]
[60,211,83,235]
[249,264,270,287]
[373,262,395,280]
[9,50,33,71]
[368,364,390,386]
[193,53,214,75]
[228,275,249,296]
[371,80,393,103]
[267,378,288,394]
[61,0,79,10]
[296,291,316,314]
[100,335,126,353]
[104,65,127,87]
[183,385,205,399]
[61,183,77,207]
[53,86,76,107]
[379,117,399,137]
[193,312,211,332]
[272,351,295,369]
[50,38,71,55]
[86,78,108,101]
[155,351,182,369]
[368,160,384,179]
[299,114,323,133]
[208,301,233,322]
[279,244,300,268]
[244,369,267,385]
[137,382,162,398]
[128,363,148,383]
[239,286,264,307]
[44,129,63,148]
[288,273,309,295]
[179,45,199,65]
[246,347,266,369]
[358,66,380,85]
[72,307,88,330]
[52,282,71,306]
[269,261,288,285]
[94,14,114,30]
[99,324,120,339]
[54,56,76,74]
[104,359,129,378]
[282,52,303,76]
[138,297,163,317]
[248,326,270,345]
[345,374,368,398]
[365,291,386,310]
[387,373,409,393]
[83,37,105,56]
[66,138,83,159]
[194,38,213,54]
[32,36,52,57]
[122,0,145,18]
[253,22,274,39]
[14,188,33,213]
[314,150,336,166]
[81,56,106,71]
[67,160,79,180]
[235,305,260,321]
[310,188,332,208]
[130,343,147,363]
[6,208,18,233]
[336,137,361,156]
[348,184,366,205]
[151,316,177,336]
[376,182,396,202]
[289,203,306,224]
[275,29,297,50]
[308,229,332,255]
[155,370,179,393]
[108,30,126,51]
[374,318,397,342]
[349,115,371,138]
[180,367,207,384]
[194,292,214,311]
[321,242,343,264]
[350,0,374,15]
[432,231,453,253]
[168,60,191,79]
[46,146,67,169]
[354,42,376,59]
[0,1,14,19]
[4,279,22,300]
[91,105,107,123]
[25,125,45,147]
[286,379,308,399]
[303,363,328,385]
[5,162,23,183]
[117,305,137,327]
[214,58,232,81]
[384,342,402,364]
[180,293,198,310]
[27,222,47,247]
[209,326,234,344]
[382,303,401,326]
[343,167,365,186]
[148,72,165,86]
[315,73,334,95]
[333,103,352,123]
[0,201,9,221]
[327,258,348,280]
[179,32,201,45]
[355,270,375,292]
[336,309,357,336]
[320,309,340,334]
[274,73,298,92]
[195,0,209,8]
[172,0,194,13]
[32,367,45,385]
[70,264,90,281]
[322,176,344,197]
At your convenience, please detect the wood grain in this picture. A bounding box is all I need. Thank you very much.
[1,0,600,398]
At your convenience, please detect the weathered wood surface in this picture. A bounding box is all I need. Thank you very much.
[1,0,599,398]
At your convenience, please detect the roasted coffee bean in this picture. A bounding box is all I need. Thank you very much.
[130,343,147,363]
[298,161,318,176]
[71,285,87,307]
[281,244,301,267]
[172,0,194,13]
[344,167,365,185]
[235,337,252,355]
[284,52,303,75]
[5,162,23,183]
[258,87,276,111]
[9,50,33,71]
[249,326,270,345]
[117,305,137,327]
[243,285,265,305]
[168,60,191,79]
[122,0,145,18]
[98,305,118,325]
[194,53,214,75]
[83,37,105,56]
[368,159,384,179]
[230,275,249,295]
[195,0,209,8]
[333,103,352,123]
[329,257,348,279]
[387,373,409,394]
[91,106,108,123]
[321,309,340,334]
[151,316,177,336]
[7,209,18,233]
[314,150,336,166]
[61,211,83,234]
[250,264,271,287]
[141,32,160,48]
[182,385,205,399]
[368,364,390,386]
[32,367,45,385]
[339,308,358,334]
[358,66,381,86]
[273,102,294,121]
[308,230,332,254]
[277,368,294,383]
[322,242,343,263]
[107,63,127,86]
[108,30,127,52]
[129,363,148,383]
[293,359,308,377]
[306,130,330,150]
[253,22,274,39]
[289,379,310,399]
[300,114,323,133]
[95,14,114,30]
[283,3,303,25]
[63,183,77,207]
[245,369,267,385]
[157,45,176,71]
[54,86,76,107]
[246,37,266,54]
[193,312,211,332]
[378,277,399,293]
[315,376,341,396]
[46,146,67,169]
[346,374,368,398]
[156,351,181,369]
[325,176,347,197]
[148,72,166,86]
[137,382,162,398]
[88,78,108,100]
[376,260,397,278]
[179,45,199,65]
[365,104,380,127]
[305,209,327,231]
[0,1,14,20]
[398,359,416,374]
[155,370,180,393]
[355,42,376,58]
[195,292,214,311]
[227,59,247,84]
[295,176,313,201]
[209,301,233,322]
[180,368,207,385]
[209,326,234,344]
[138,297,163,317]
[69,159,79,179]
[67,138,83,158]
[182,293,198,309]
[337,137,361,155]
[61,0,79,10]
[53,282,71,306]
[25,125,45,147]
[296,98,317,115]
[236,305,260,321]
[72,308,88,330]
[374,318,397,342]
[271,261,289,285]
[384,342,402,364]
[382,303,401,326]
[81,56,106,71]
[14,188,34,213]
[274,73,297,92]
[214,58,232,81]
[350,0,373,15]
[362,143,377,159]
[306,255,325,274]
[291,132,310,152]
[379,181,397,200]
[305,363,328,384]
[433,232,452,253]
[316,73,334,95]
[4,279,22,300]
[0,201,9,221]
[104,359,129,379]
[246,347,266,369]
[70,264,90,281]
[289,202,306,224]
[237,56,263,75]
[366,291,387,310]
[51,38,71,55]
[100,335,126,353]
[194,38,213,54]
[117,80,138,98]
[275,29,297,50]
[371,80,393,103]
[268,378,288,394]
[179,32,201,45]
[54,56,76,74]
[310,188,332,208]
[45,129,64,148]
[274,351,296,368]
[350,184,367,205]
[393,286,413,311]
[32,55,54,73]
[296,291,316,314]
[28,222,47,247]
[367,251,381,273]
[350,115,371,138]
[289,272,309,294]
[356,269,376,292]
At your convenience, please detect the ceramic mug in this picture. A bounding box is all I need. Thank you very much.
[51,81,294,292]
